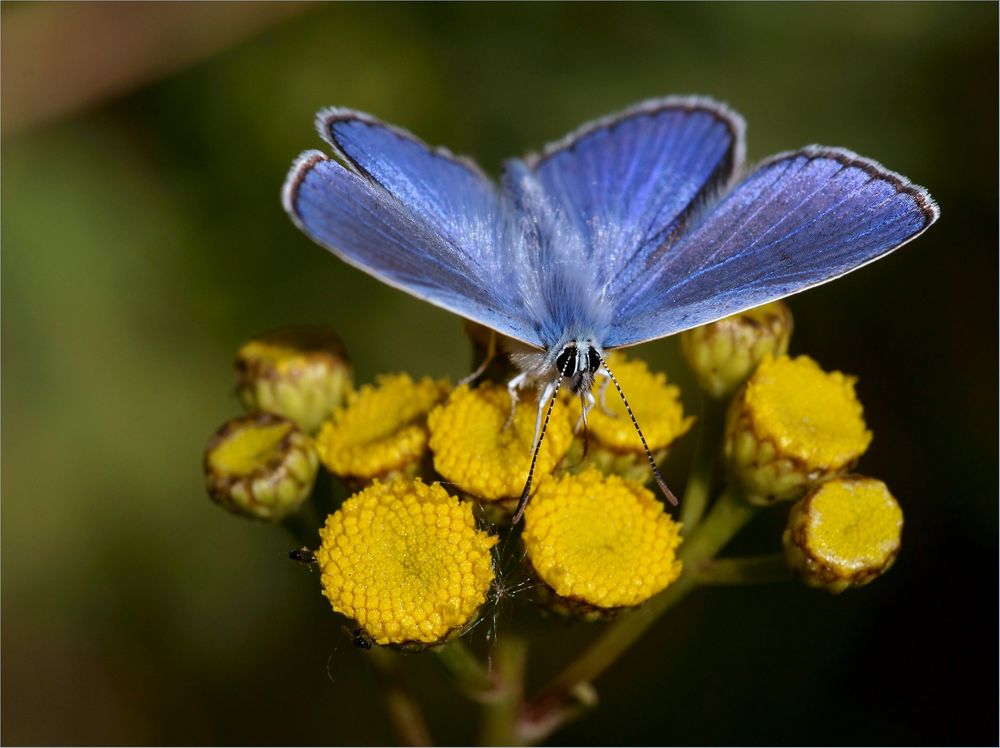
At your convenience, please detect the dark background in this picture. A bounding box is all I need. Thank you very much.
[3,3,997,745]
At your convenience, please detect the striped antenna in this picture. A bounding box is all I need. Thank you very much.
[595,351,679,506]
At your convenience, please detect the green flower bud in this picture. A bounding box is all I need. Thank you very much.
[783,476,902,594]
[235,326,352,433]
[680,301,793,399]
[204,412,318,521]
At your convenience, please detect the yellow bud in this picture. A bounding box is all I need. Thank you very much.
[236,326,352,433]
[204,413,318,521]
[724,355,872,505]
[315,479,497,648]
[783,476,902,593]
[680,301,793,399]
[568,353,693,484]
[427,382,573,507]
[315,373,449,487]
[523,469,683,619]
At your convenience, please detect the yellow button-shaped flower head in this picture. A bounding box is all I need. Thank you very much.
[315,479,497,647]
[523,469,683,618]
[571,354,693,483]
[680,301,793,399]
[204,412,319,521]
[724,355,872,505]
[316,374,450,485]
[783,476,902,594]
[236,326,353,433]
[428,382,573,504]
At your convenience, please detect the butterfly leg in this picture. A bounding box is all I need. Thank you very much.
[532,380,557,450]
[504,372,528,430]
[596,370,616,416]
[458,329,496,387]
[574,389,597,433]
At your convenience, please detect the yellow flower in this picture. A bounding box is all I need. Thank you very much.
[523,469,683,617]
[204,412,318,521]
[783,476,902,594]
[315,479,497,647]
[315,374,449,484]
[567,353,693,484]
[680,301,793,399]
[236,326,352,433]
[427,382,573,504]
[724,355,872,505]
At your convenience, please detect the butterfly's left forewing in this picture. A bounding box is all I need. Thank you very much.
[283,114,546,348]
[604,147,939,347]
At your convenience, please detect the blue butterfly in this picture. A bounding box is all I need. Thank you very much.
[282,96,938,519]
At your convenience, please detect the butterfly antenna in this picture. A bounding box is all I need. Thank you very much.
[595,352,679,506]
[511,358,572,524]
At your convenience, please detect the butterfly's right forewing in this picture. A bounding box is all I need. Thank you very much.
[604,147,939,347]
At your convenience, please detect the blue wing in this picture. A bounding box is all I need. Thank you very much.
[524,97,745,304]
[604,147,940,348]
[283,112,546,348]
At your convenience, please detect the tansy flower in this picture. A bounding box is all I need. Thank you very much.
[315,374,449,485]
[204,412,318,521]
[523,468,683,619]
[569,353,693,483]
[680,301,793,400]
[783,476,902,594]
[427,382,573,506]
[235,325,352,433]
[724,355,872,505]
[315,479,497,647]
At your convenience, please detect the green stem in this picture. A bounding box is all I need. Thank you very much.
[520,486,757,744]
[692,553,791,586]
[679,397,725,530]
[434,639,495,698]
[480,637,527,746]
[369,647,432,746]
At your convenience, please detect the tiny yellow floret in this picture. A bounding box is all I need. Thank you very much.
[315,479,497,646]
[315,374,449,482]
[581,353,694,452]
[523,469,683,611]
[744,355,871,468]
[428,382,573,501]
[783,476,903,593]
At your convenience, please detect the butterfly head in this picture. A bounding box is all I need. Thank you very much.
[554,341,603,394]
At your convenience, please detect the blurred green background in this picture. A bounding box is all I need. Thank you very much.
[3,3,996,745]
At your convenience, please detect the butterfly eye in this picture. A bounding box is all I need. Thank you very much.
[555,346,577,377]
[587,347,602,373]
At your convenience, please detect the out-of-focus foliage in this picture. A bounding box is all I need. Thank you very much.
[2,3,996,744]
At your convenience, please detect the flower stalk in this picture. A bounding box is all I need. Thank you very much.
[519,486,758,744]
[369,647,433,747]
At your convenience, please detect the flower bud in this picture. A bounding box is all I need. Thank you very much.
[204,412,318,521]
[724,355,872,505]
[569,353,693,484]
[235,325,352,433]
[315,479,497,648]
[680,301,793,399]
[783,476,902,593]
[315,374,449,487]
[523,469,683,620]
[427,381,573,513]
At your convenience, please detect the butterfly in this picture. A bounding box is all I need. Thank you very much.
[282,96,939,520]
